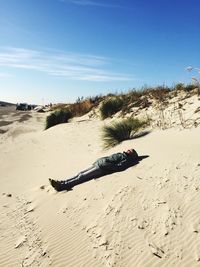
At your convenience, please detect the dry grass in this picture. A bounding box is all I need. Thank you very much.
[69,99,94,116]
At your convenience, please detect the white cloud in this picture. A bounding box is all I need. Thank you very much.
[0,72,13,78]
[0,47,133,82]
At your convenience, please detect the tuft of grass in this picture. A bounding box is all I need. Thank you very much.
[174,83,185,91]
[102,117,148,149]
[100,97,123,119]
[45,109,73,129]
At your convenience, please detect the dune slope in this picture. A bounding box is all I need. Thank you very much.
[0,111,200,267]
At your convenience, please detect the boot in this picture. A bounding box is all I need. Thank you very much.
[49,179,73,192]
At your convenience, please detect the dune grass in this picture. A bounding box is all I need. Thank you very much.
[102,117,148,149]
[100,97,124,119]
[45,109,73,129]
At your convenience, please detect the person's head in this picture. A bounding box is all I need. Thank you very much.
[124,149,138,158]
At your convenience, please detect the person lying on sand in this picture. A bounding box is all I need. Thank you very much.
[49,149,139,192]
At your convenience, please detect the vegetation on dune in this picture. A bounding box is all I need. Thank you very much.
[69,99,95,116]
[51,96,103,116]
[102,117,149,149]
[45,109,73,129]
[52,83,200,122]
[174,83,197,92]
[45,96,103,129]
[100,97,124,119]
[45,80,200,130]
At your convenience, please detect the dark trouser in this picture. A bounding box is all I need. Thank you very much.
[64,166,105,187]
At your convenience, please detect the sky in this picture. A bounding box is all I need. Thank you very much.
[0,0,200,104]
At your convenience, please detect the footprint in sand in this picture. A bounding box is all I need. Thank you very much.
[7,195,52,266]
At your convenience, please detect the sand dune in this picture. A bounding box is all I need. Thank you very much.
[0,96,200,266]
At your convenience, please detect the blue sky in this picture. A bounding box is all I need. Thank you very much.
[0,0,200,104]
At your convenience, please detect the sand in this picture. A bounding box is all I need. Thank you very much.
[0,96,200,267]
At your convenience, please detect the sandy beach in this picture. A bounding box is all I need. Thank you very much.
[0,97,200,267]
[1,0,200,265]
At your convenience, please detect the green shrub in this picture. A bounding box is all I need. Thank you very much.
[45,109,73,129]
[102,117,148,149]
[175,83,185,91]
[100,97,123,119]
[184,84,197,92]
